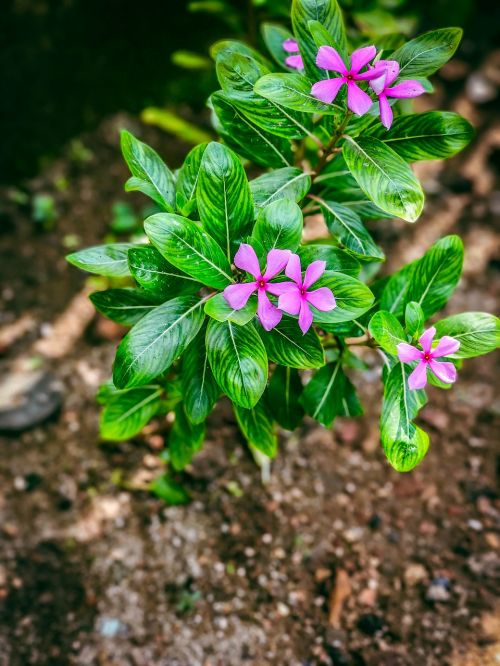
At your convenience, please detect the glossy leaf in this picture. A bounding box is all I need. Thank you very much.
[175,143,208,216]
[182,327,220,424]
[100,387,162,441]
[120,129,175,211]
[144,212,233,289]
[128,246,200,298]
[250,167,311,210]
[211,39,272,68]
[149,475,190,505]
[297,244,361,277]
[252,199,303,252]
[391,27,463,78]
[405,302,425,338]
[261,317,325,369]
[343,136,424,223]
[368,311,406,355]
[267,366,304,430]
[197,142,253,260]
[320,199,385,260]
[255,72,341,115]
[261,22,295,69]
[310,271,374,324]
[368,112,474,161]
[90,288,159,326]
[206,319,268,409]
[435,312,500,358]
[234,400,277,458]
[204,293,258,326]
[380,261,416,318]
[169,404,205,471]
[300,362,356,427]
[113,295,208,389]
[66,243,134,278]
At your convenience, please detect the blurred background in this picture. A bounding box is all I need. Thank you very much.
[0,1,499,664]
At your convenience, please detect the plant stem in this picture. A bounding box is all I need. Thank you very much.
[312,112,352,181]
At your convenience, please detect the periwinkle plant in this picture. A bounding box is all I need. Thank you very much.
[67,0,499,498]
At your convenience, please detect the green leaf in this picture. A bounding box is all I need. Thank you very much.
[368,311,406,355]
[66,243,134,278]
[120,129,175,211]
[211,92,293,169]
[182,327,220,424]
[100,387,162,440]
[211,39,272,69]
[144,212,233,289]
[261,22,295,69]
[113,295,208,389]
[319,199,385,261]
[368,112,474,161]
[215,53,313,140]
[175,143,208,216]
[267,366,304,430]
[380,261,416,318]
[128,246,200,298]
[381,362,429,472]
[291,0,347,79]
[297,244,361,277]
[250,167,311,210]
[391,27,463,78]
[149,474,190,505]
[255,73,341,115]
[204,292,257,325]
[343,136,425,222]
[169,404,205,471]
[300,361,352,427]
[206,319,268,409]
[405,235,463,318]
[252,199,303,252]
[90,288,159,326]
[311,271,375,324]
[405,301,425,338]
[261,317,325,369]
[435,312,500,358]
[234,400,277,458]
[197,142,253,260]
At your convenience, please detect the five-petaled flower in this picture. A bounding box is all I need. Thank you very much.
[223,244,291,331]
[369,59,426,129]
[283,38,303,70]
[397,327,460,390]
[311,45,385,116]
[276,254,336,334]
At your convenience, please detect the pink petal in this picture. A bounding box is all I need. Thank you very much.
[419,327,436,354]
[298,301,313,335]
[429,360,457,384]
[347,81,373,116]
[386,80,426,99]
[397,342,422,363]
[355,65,388,81]
[285,54,304,70]
[223,282,257,310]
[350,45,376,73]
[408,361,428,390]
[377,59,400,86]
[369,70,387,95]
[379,95,393,129]
[302,260,326,289]
[305,287,336,312]
[283,39,299,53]
[285,253,303,285]
[266,281,297,296]
[263,249,292,280]
[311,77,345,104]
[316,46,347,74]
[277,288,302,316]
[233,243,261,279]
[433,336,461,358]
[257,290,282,331]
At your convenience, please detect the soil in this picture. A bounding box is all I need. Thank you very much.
[0,60,499,665]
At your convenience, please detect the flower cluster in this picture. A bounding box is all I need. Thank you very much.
[223,244,336,334]
[397,327,460,390]
[282,39,426,128]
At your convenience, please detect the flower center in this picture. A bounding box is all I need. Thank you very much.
[258,279,266,289]
[423,352,432,362]
[346,73,354,81]
[300,287,306,296]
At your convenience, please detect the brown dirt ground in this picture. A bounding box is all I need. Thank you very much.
[0,60,499,665]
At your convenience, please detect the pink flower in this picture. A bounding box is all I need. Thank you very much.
[276,254,336,334]
[311,45,385,116]
[370,60,426,129]
[223,244,291,331]
[397,327,460,390]
[283,38,303,70]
